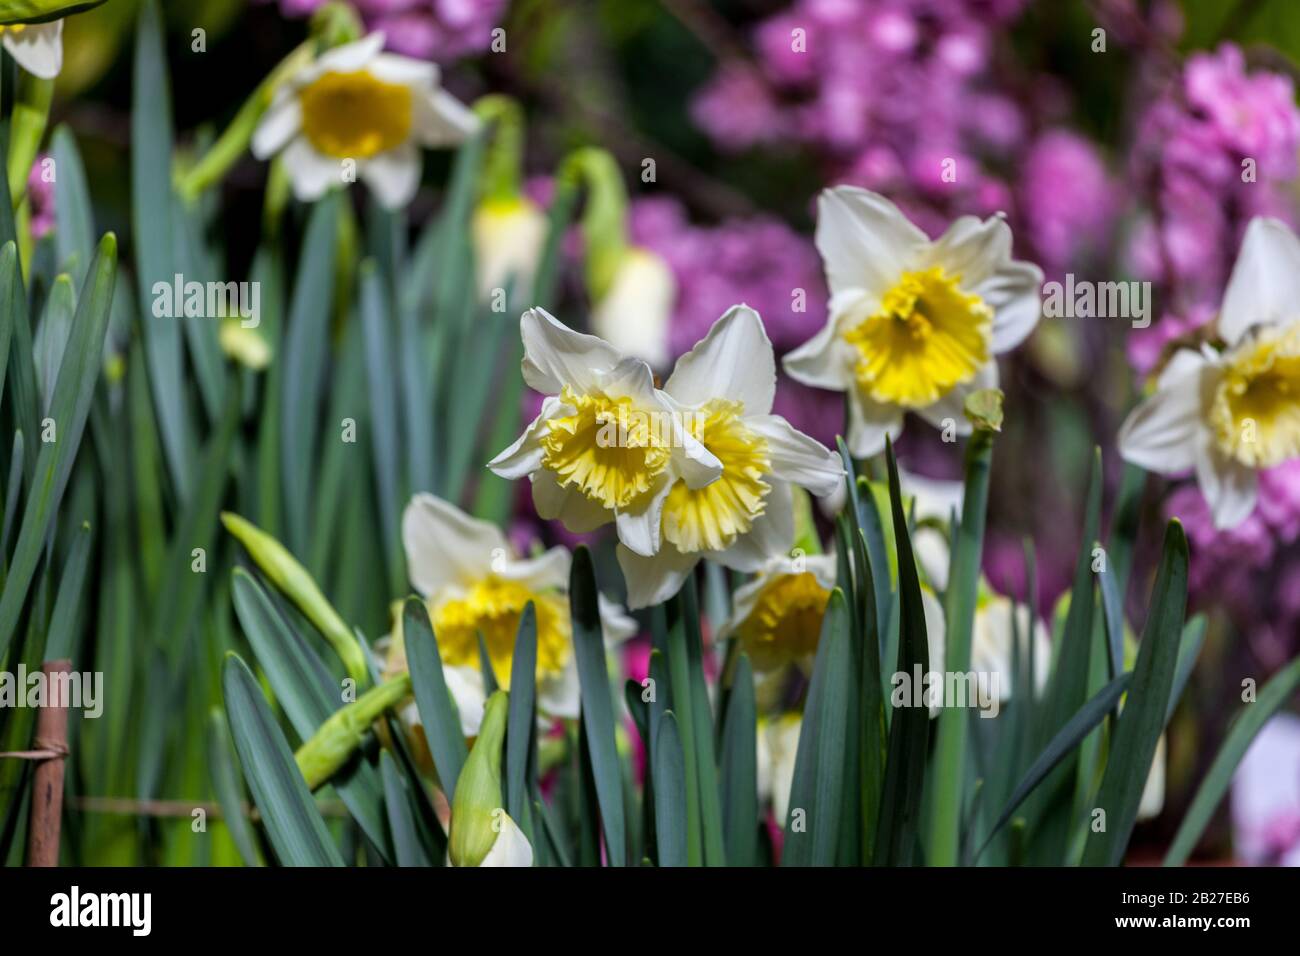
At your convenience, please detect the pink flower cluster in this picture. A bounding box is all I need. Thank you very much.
[1127,44,1300,373]
[270,0,506,62]
[690,0,1113,273]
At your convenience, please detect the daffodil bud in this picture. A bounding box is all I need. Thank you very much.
[448,691,533,867]
[590,246,675,369]
[472,196,548,303]
[295,674,411,790]
[221,512,370,687]
[219,320,272,371]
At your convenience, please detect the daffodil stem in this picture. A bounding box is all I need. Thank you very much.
[474,94,525,203]
[558,146,629,301]
[925,424,994,865]
[175,42,314,202]
[6,71,50,212]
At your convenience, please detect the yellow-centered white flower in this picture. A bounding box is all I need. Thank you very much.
[1119,217,1300,528]
[386,494,636,737]
[0,20,61,78]
[488,307,722,557]
[784,186,1043,457]
[616,306,844,609]
[251,32,478,209]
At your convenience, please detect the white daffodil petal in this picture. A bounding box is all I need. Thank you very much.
[597,593,639,646]
[982,261,1045,354]
[251,96,302,160]
[747,415,843,497]
[674,429,724,490]
[914,359,999,432]
[369,52,438,89]
[444,665,487,737]
[477,812,534,867]
[488,402,558,480]
[359,144,422,210]
[520,307,622,394]
[1117,356,1208,474]
[414,88,481,147]
[615,475,671,557]
[3,19,62,80]
[303,31,385,81]
[926,214,1012,287]
[591,249,675,369]
[498,546,571,592]
[714,479,795,572]
[281,137,342,202]
[537,660,581,721]
[1219,217,1300,345]
[617,542,700,610]
[816,186,926,297]
[1194,435,1258,529]
[530,469,613,532]
[782,301,859,390]
[665,305,776,414]
[846,385,905,458]
[402,493,505,596]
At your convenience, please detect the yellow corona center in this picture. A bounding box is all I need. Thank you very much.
[298,70,413,159]
[1209,325,1300,468]
[662,399,770,554]
[844,266,991,408]
[431,578,571,685]
[541,386,672,510]
[735,572,832,671]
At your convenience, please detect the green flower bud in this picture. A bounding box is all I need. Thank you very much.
[448,691,532,867]
[221,512,370,687]
[295,674,411,790]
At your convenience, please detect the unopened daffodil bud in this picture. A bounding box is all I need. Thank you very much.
[219,319,272,371]
[295,673,411,790]
[448,691,533,867]
[221,512,370,687]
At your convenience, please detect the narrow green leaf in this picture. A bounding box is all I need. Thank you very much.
[1166,614,1207,726]
[505,602,537,832]
[719,652,758,867]
[222,653,343,866]
[928,425,994,865]
[652,710,688,868]
[977,671,1132,860]
[380,751,433,867]
[207,709,263,867]
[570,546,625,865]
[0,233,115,658]
[1082,520,1188,866]
[42,518,92,661]
[50,124,94,283]
[403,597,468,800]
[873,439,931,866]
[1164,652,1300,866]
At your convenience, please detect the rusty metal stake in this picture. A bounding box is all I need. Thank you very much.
[26,659,71,867]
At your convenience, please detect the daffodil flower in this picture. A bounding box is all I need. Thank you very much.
[969,590,1051,701]
[784,186,1043,457]
[251,32,478,209]
[756,712,802,825]
[728,551,838,674]
[385,493,636,738]
[488,307,722,556]
[0,19,61,78]
[615,306,844,608]
[1119,217,1300,529]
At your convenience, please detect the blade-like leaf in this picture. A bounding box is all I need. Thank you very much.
[570,546,625,866]
[505,602,537,835]
[652,710,688,868]
[222,653,343,866]
[1082,520,1188,866]
[718,652,758,867]
[380,751,433,867]
[207,709,263,867]
[403,597,468,800]
[1165,652,1300,866]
